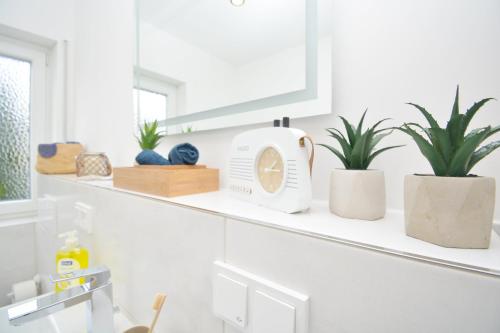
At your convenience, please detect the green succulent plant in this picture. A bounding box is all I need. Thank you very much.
[182,125,194,133]
[399,86,499,177]
[137,120,165,150]
[0,182,6,200]
[318,110,403,170]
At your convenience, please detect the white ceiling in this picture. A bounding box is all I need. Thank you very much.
[139,0,331,66]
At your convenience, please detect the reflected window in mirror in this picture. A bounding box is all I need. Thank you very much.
[133,70,181,131]
[133,88,167,127]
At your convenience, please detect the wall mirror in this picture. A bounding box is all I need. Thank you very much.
[134,0,332,134]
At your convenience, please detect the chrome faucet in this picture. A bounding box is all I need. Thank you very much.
[0,266,114,333]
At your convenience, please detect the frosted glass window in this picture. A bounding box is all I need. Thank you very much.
[0,54,31,202]
[133,88,168,126]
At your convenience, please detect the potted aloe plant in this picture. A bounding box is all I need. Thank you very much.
[400,87,499,248]
[135,120,167,164]
[319,110,403,220]
[137,120,164,151]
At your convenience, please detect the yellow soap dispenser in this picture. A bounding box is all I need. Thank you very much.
[55,230,89,292]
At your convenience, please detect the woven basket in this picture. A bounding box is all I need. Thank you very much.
[76,153,112,177]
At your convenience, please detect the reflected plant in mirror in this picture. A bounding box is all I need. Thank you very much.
[182,125,194,134]
[318,110,403,170]
[0,181,6,200]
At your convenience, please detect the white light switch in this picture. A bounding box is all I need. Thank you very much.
[213,273,248,328]
[213,261,309,333]
[253,290,296,333]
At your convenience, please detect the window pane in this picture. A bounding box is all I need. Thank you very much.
[0,54,31,201]
[133,88,167,125]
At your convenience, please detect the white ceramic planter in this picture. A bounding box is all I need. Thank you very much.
[404,175,496,249]
[329,169,386,221]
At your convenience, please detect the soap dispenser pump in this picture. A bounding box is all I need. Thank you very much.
[55,230,89,292]
[60,230,79,249]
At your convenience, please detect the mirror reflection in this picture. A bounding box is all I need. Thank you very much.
[136,0,332,133]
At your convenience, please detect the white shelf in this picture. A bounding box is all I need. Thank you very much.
[49,175,500,277]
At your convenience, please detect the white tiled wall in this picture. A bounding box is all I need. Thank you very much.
[38,176,225,332]
[0,221,36,306]
[224,219,500,333]
[38,176,500,333]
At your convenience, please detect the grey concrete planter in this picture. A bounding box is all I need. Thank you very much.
[329,169,386,221]
[404,175,496,249]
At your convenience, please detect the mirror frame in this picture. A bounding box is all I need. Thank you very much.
[135,0,318,128]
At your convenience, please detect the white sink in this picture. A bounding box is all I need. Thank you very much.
[1,302,133,333]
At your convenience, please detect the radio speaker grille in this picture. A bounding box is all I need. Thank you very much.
[229,157,253,181]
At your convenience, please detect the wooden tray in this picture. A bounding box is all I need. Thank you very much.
[113,165,219,197]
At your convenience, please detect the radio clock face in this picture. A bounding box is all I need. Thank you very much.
[257,147,285,193]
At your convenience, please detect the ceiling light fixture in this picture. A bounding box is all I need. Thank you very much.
[230,0,245,7]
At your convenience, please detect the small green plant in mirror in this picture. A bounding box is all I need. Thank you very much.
[0,182,6,200]
[318,110,403,170]
[182,125,194,134]
[399,86,500,177]
[137,120,165,150]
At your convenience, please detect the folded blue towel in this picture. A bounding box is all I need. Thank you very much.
[135,150,170,165]
[135,143,199,166]
[168,143,199,165]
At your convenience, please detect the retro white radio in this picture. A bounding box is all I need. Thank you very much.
[228,127,314,213]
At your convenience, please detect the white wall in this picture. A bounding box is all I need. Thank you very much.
[139,23,308,118]
[71,0,136,166]
[140,23,238,115]
[234,42,306,101]
[0,222,36,306]
[0,0,74,41]
[224,218,500,333]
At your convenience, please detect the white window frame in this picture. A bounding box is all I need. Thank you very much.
[0,37,47,219]
[134,69,180,130]
[133,85,169,126]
